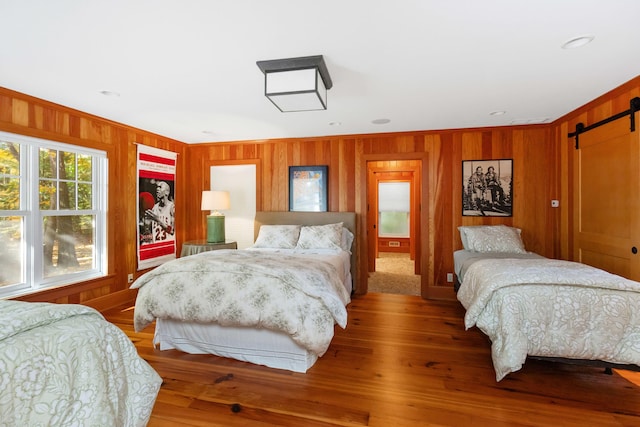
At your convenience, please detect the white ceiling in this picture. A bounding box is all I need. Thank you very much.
[2,1,639,144]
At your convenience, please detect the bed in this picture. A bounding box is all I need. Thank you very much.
[0,299,161,426]
[131,211,357,373]
[454,225,640,381]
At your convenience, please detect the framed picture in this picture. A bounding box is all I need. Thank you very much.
[289,165,328,212]
[462,159,513,217]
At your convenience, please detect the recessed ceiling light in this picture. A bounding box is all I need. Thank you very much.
[202,130,215,134]
[329,121,342,126]
[489,111,506,116]
[371,118,390,125]
[561,35,595,49]
[99,90,120,97]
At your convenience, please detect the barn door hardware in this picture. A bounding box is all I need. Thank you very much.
[569,97,640,149]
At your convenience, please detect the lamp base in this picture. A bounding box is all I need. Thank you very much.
[206,215,225,243]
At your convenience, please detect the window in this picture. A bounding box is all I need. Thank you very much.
[378,181,410,238]
[0,131,107,297]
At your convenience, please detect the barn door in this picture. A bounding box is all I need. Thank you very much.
[573,111,640,280]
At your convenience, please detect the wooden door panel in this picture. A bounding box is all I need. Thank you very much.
[574,113,640,279]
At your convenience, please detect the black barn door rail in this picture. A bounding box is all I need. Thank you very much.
[569,97,640,149]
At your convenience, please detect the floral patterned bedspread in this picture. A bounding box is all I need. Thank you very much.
[457,258,640,381]
[131,249,351,356]
[0,300,161,426]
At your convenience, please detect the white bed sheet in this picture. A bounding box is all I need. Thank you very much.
[453,249,544,282]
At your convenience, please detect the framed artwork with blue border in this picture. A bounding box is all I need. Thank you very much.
[289,165,328,212]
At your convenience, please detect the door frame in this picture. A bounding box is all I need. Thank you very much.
[358,151,441,298]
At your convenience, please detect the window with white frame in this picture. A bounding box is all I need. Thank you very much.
[378,181,410,238]
[0,131,107,298]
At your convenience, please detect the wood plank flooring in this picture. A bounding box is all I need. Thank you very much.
[103,293,640,426]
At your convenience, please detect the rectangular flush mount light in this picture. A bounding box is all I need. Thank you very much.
[256,55,333,112]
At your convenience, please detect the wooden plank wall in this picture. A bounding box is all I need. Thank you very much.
[186,125,558,297]
[0,87,187,309]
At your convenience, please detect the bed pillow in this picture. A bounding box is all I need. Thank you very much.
[459,225,526,253]
[341,227,354,252]
[297,222,344,250]
[458,225,509,250]
[252,225,301,249]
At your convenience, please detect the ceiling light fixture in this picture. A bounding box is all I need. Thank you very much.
[371,118,391,125]
[561,35,595,49]
[256,55,333,112]
[489,110,506,116]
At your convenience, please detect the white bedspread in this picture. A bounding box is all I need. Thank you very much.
[457,258,640,381]
[0,300,161,426]
[132,249,351,357]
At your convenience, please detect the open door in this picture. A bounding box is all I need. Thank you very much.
[367,162,421,275]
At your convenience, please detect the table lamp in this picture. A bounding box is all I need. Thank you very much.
[201,190,230,243]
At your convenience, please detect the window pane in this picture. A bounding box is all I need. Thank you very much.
[60,151,76,179]
[39,148,57,179]
[59,181,76,210]
[0,141,20,175]
[0,142,21,210]
[42,215,95,279]
[0,178,20,210]
[0,216,23,287]
[77,154,92,182]
[78,183,92,209]
[379,211,410,237]
[39,180,57,209]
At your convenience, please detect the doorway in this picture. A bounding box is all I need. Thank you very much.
[366,162,421,295]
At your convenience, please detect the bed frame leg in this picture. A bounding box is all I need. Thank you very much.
[604,367,613,375]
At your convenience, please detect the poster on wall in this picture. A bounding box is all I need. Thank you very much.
[462,159,513,217]
[137,144,178,270]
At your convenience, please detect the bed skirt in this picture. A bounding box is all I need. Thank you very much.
[154,319,318,373]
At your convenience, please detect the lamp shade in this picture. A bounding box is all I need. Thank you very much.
[201,190,230,213]
[257,55,332,112]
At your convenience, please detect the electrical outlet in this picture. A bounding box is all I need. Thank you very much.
[447,273,454,283]
[127,273,134,284]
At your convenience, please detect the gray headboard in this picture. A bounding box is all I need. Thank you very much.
[254,211,358,293]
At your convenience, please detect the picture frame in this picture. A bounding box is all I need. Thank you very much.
[289,165,328,212]
[462,159,513,217]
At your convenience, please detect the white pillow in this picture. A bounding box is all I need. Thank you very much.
[297,222,344,250]
[459,225,526,253]
[458,225,507,250]
[341,227,354,252]
[252,225,301,249]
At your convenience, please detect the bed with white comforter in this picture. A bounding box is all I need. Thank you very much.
[0,300,161,426]
[458,257,640,381]
[132,211,356,372]
[454,225,640,381]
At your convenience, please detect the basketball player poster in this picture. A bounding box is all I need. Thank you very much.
[137,144,177,270]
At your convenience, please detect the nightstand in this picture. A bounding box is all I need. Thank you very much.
[180,240,238,257]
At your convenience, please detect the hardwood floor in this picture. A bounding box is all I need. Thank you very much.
[104,293,640,426]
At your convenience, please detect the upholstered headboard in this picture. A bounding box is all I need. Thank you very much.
[254,211,358,293]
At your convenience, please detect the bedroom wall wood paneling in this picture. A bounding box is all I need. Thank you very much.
[0,87,187,309]
[186,125,559,299]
